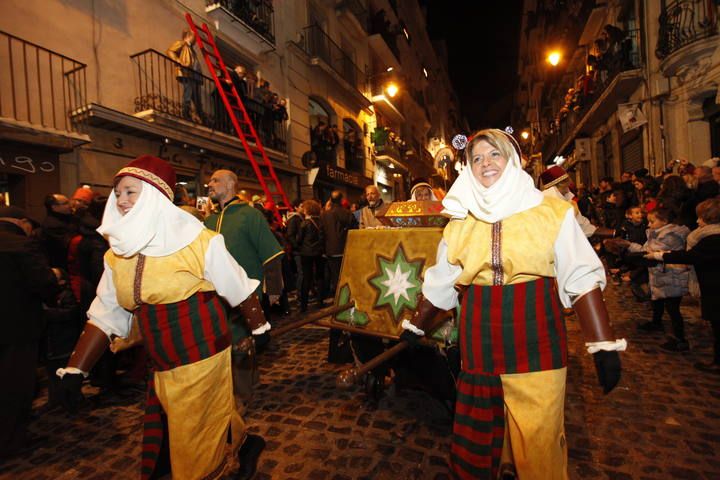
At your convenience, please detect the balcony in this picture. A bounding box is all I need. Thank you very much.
[0,30,89,149]
[541,28,644,158]
[371,126,408,169]
[336,0,369,37]
[656,0,719,77]
[206,0,275,55]
[368,9,400,69]
[129,49,287,153]
[369,75,403,123]
[294,25,371,109]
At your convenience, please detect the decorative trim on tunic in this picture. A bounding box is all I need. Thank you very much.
[133,253,146,307]
[491,222,503,286]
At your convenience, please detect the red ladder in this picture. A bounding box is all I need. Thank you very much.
[185,13,290,223]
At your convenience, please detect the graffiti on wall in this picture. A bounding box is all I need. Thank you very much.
[0,155,56,174]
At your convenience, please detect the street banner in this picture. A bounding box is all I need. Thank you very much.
[618,103,647,133]
[333,227,456,343]
[575,138,592,162]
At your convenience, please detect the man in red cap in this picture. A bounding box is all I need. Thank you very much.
[70,186,95,215]
[540,165,616,239]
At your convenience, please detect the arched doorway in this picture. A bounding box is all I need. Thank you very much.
[343,118,364,173]
[309,97,337,165]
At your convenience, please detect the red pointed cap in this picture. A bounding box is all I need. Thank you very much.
[539,165,569,190]
[115,155,176,200]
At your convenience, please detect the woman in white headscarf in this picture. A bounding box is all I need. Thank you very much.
[409,179,438,201]
[56,155,268,480]
[399,129,626,480]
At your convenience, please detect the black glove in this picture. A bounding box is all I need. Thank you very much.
[399,329,423,347]
[593,350,621,394]
[58,373,84,413]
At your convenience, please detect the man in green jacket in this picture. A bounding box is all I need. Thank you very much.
[205,169,283,403]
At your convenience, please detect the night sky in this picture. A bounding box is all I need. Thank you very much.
[423,0,524,131]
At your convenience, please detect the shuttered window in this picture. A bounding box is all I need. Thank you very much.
[621,134,643,173]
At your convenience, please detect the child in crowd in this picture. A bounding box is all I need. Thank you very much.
[647,199,720,372]
[627,208,690,351]
[617,206,650,298]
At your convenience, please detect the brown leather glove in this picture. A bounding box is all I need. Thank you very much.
[573,288,621,393]
[592,227,616,239]
[67,323,111,373]
[239,292,267,333]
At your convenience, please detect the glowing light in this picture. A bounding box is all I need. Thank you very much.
[547,51,561,66]
[521,130,530,140]
[385,82,399,98]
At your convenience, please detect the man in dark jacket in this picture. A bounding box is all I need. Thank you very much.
[285,199,304,296]
[0,206,58,458]
[41,193,77,269]
[320,190,356,298]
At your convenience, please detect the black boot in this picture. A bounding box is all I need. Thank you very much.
[235,434,265,480]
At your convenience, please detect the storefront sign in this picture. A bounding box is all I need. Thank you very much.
[317,161,372,188]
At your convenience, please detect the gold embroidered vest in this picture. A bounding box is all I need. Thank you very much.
[444,197,571,286]
[105,229,217,310]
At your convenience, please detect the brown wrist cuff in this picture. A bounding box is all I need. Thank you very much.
[67,323,110,372]
[573,288,614,343]
[410,295,442,332]
[239,292,267,332]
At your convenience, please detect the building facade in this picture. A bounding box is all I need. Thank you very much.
[512,0,719,188]
[1,0,461,219]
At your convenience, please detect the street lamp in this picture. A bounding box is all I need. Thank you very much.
[547,50,562,66]
[521,130,530,140]
[385,82,399,98]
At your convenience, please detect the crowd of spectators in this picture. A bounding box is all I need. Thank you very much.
[212,64,288,150]
[572,156,720,373]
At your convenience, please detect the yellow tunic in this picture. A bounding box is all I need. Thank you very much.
[106,229,244,480]
[443,196,571,286]
[104,228,217,310]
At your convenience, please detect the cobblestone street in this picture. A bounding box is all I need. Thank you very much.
[1,281,719,480]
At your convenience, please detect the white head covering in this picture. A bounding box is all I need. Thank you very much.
[442,129,543,223]
[97,179,204,258]
[410,182,438,201]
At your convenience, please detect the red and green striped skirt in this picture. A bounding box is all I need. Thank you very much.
[451,277,567,479]
[136,291,231,479]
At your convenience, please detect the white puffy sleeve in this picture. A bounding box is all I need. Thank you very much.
[576,211,598,237]
[421,238,463,310]
[554,208,607,307]
[204,233,261,307]
[86,262,133,338]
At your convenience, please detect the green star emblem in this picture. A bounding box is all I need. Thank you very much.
[369,244,424,322]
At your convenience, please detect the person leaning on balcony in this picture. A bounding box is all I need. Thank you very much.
[166,30,205,122]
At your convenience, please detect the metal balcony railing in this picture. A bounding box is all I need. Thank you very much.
[0,30,87,133]
[656,0,718,59]
[206,0,275,44]
[130,49,287,153]
[297,25,367,93]
[541,28,643,149]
